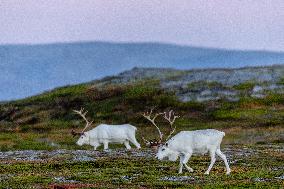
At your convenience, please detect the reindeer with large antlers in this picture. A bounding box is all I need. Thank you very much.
[72,108,141,150]
[143,109,232,175]
[142,108,231,175]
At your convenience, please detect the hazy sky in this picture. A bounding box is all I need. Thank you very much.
[0,0,283,51]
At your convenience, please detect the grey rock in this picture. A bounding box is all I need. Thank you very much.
[253,85,263,93]
[54,176,79,183]
[275,175,284,180]
[160,176,195,182]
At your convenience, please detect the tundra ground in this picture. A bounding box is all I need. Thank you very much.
[0,144,283,188]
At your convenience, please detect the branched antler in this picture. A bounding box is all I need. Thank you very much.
[72,108,94,136]
[141,136,150,146]
[141,108,180,148]
[163,110,180,141]
[142,107,164,143]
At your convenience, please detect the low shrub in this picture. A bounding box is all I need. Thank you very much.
[233,81,255,91]
[124,85,161,101]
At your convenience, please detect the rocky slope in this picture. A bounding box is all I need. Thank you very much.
[95,65,284,102]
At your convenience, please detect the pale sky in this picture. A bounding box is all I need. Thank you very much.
[0,0,283,51]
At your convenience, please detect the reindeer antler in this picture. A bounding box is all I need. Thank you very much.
[142,108,180,148]
[141,136,151,146]
[73,108,93,134]
[142,107,164,143]
[163,110,180,141]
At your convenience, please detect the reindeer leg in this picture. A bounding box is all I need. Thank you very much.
[93,143,101,150]
[124,140,131,150]
[205,150,216,175]
[183,152,193,172]
[178,155,185,174]
[93,145,98,150]
[103,141,109,150]
[216,148,231,175]
[128,136,141,149]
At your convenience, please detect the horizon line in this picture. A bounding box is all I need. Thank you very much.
[1,40,284,54]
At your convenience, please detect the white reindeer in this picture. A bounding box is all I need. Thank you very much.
[72,108,141,150]
[156,129,231,175]
[142,108,231,175]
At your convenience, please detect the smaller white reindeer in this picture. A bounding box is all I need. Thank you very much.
[72,108,141,150]
[156,129,231,175]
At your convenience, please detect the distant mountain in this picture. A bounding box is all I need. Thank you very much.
[1,41,284,101]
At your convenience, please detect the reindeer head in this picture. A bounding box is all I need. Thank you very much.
[142,108,180,149]
[71,108,93,137]
[156,142,179,161]
[76,132,89,146]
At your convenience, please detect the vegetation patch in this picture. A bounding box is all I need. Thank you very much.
[233,81,255,91]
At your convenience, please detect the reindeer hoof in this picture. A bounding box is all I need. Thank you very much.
[204,171,210,175]
[188,168,194,172]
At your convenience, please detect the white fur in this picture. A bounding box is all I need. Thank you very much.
[156,129,231,175]
[76,124,141,150]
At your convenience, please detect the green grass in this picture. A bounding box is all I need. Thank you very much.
[0,132,54,151]
[15,83,89,105]
[277,77,284,85]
